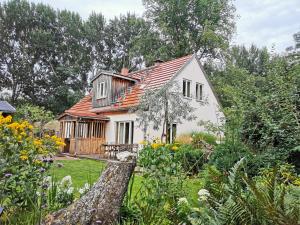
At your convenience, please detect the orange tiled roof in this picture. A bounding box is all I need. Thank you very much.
[60,94,109,120]
[61,54,193,117]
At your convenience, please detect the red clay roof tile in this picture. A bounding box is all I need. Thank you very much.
[62,54,193,117]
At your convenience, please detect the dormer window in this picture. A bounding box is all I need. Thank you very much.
[183,79,191,98]
[96,81,107,99]
[196,83,203,101]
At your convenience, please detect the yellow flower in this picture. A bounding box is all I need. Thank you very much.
[33,159,42,165]
[20,155,28,161]
[34,139,42,146]
[171,146,179,151]
[20,150,28,155]
[151,143,161,149]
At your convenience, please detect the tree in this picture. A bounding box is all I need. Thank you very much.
[0,0,91,114]
[226,44,270,75]
[14,103,54,136]
[133,81,201,143]
[143,0,236,59]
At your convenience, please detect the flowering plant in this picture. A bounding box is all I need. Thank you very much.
[0,114,64,209]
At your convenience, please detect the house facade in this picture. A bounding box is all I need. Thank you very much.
[58,54,224,155]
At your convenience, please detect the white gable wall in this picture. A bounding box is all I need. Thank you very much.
[105,55,224,144]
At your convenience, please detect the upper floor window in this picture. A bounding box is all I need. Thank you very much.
[196,83,203,101]
[183,79,191,98]
[96,81,107,99]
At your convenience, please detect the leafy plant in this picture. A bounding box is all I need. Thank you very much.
[175,145,205,175]
[127,144,186,224]
[0,115,64,223]
[180,159,300,225]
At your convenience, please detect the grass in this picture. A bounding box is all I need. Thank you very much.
[50,158,202,205]
[49,159,106,188]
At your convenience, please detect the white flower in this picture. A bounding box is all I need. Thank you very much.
[84,183,90,190]
[78,188,85,195]
[36,191,40,197]
[198,189,210,201]
[67,187,74,195]
[60,175,72,188]
[178,197,188,205]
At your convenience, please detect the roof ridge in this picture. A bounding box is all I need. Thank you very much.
[128,54,193,75]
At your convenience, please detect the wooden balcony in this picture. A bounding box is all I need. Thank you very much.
[101,144,139,159]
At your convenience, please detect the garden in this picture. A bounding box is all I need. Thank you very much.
[1,112,300,224]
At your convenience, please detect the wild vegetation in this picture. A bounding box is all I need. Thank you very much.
[0,0,299,224]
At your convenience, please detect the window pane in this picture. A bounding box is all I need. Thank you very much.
[196,84,199,99]
[200,84,203,100]
[183,80,186,96]
[172,124,177,143]
[119,123,125,144]
[125,122,130,144]
[187,81,190,97]
[131,122,134,144]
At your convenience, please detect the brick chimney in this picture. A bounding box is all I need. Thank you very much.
[121,67,129,76]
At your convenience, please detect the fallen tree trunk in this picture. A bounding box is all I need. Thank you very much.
[43,159,136,225]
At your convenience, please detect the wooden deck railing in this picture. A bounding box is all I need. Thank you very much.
[101,144,139,159]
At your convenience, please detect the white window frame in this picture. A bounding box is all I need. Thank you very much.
[183,79,192,98]
[115,121,134,144]
[196,83,203,101]
[96,81,107,99]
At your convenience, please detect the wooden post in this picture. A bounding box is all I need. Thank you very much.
[74,120,79,155]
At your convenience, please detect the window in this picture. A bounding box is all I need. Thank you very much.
[196,83,203,101]
[183,79,191,98]
[116,121,134,144]
[167,123,177,143]
[96,81,107,99]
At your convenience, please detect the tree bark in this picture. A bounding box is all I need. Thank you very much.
[42,160,136,225]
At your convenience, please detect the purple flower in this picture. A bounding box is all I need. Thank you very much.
[4,173,12,178]
[40,168,46,173]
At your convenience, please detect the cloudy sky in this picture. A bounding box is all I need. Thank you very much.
[3,0,299,52]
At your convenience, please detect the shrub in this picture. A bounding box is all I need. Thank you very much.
[0,115,63,219]
[177,159,300,225]
[191,132,217,146]
[175,145,205,175]
[129,144,186,224]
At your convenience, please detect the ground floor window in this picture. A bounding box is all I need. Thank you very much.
[167,123,177,143]
[116,121,134,144]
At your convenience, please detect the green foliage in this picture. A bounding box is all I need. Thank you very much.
[143,0,236,59]
[14,103,54,136]
[179,159,300,225]
[129,145,186,224]
[211,53,300,170]
[191,132,217,146]
[175,145,205,175]
[133,81,197,142]
[0,115,63,223]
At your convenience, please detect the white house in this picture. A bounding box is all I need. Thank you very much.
[58,54,224,155]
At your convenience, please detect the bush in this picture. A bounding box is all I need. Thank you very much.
[177,159,300,225]
[175,145,205,175]
[191,132,217,146]
[0,115,64,222]
[129,144,185,224]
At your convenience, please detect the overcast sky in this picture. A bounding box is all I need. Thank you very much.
[2,0,299,52]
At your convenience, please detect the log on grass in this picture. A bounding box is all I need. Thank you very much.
[43,158,136,225]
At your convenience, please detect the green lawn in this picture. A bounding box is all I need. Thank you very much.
[50,158,202,205]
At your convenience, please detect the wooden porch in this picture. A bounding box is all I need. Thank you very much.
[59,114,139,158]
[59,114,107,155]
